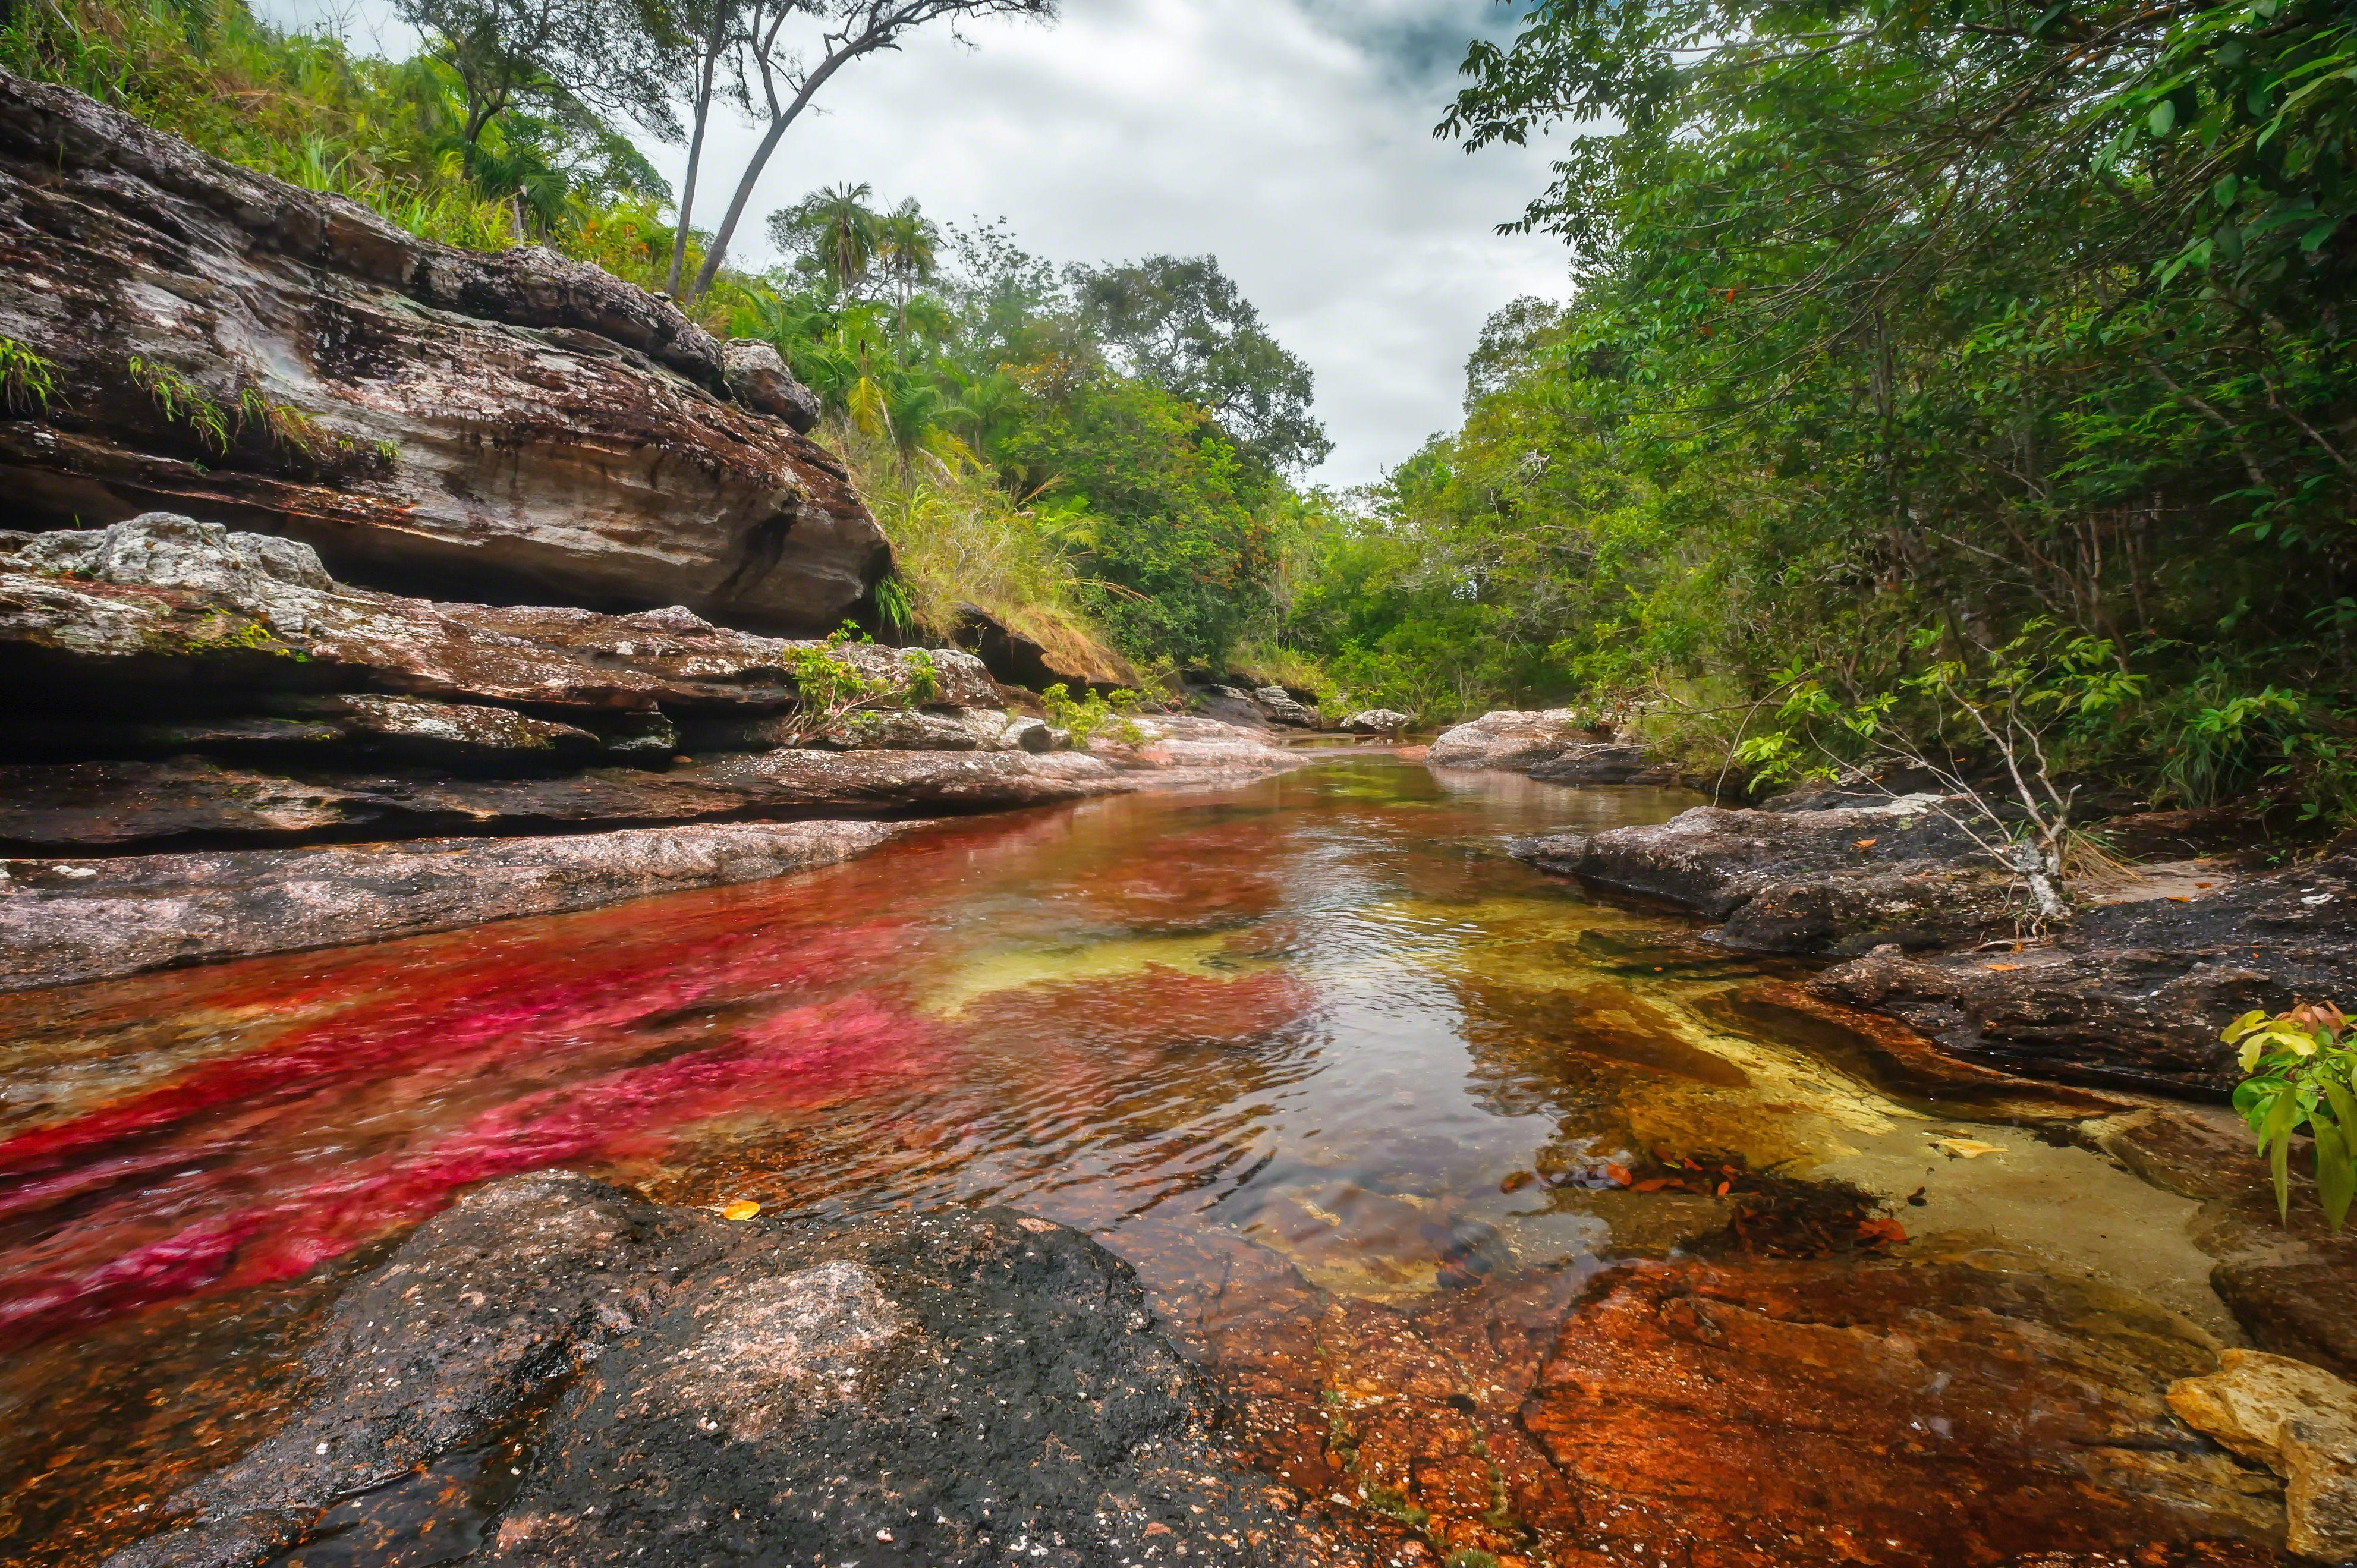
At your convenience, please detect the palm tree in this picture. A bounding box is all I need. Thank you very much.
[774,181,882,295]
[875,197,940,332]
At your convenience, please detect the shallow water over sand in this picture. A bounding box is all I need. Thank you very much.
[0,759,2276,1565]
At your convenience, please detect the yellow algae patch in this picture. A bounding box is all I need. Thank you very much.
[920,929,1282,1018]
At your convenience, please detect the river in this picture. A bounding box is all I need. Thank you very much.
[0,757,2281,1565]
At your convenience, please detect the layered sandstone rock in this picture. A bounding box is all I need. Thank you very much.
[0,516,1302,985]
[1817,851,2357,1095]
[1511,795,2018,955]
[0,71,873,631]
[0,821,914,991]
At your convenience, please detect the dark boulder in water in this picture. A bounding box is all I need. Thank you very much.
[104,1172,1346,1568]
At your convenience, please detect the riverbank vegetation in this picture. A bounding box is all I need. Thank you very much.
[10,0,2355,820]
[1275,0,2357,822]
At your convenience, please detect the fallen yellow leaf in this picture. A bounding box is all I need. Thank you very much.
[721,1199,761,1221]
[1934,1138,2004,1159]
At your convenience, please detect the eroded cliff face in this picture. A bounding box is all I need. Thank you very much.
[0,70,883,632]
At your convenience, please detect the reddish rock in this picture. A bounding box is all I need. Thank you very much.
[1172,1248,2283,1568]
[0,73,883,631]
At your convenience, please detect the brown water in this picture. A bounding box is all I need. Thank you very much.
[0,759,2269,1566]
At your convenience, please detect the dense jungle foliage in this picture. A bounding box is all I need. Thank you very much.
[8,0,2355,818]
[1283,0,2357,817]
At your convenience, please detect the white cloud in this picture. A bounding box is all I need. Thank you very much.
[266,0,1573,485]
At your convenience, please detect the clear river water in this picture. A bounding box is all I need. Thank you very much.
[0,757,2280,1566]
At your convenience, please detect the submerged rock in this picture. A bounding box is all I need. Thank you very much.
[103,1172,1336,1568]
[0,820,913,991]
[1181,1239,2284,1567]
[0,74,883,631]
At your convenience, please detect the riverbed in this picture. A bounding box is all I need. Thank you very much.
[0,758,2284,1566]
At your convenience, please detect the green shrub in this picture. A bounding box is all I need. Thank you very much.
[2232,1003,2357,1229]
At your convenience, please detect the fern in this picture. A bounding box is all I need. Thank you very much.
[127,356,229,453]
[0,339,59,415]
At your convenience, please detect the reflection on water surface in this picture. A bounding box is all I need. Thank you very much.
[0,760,2272,1566]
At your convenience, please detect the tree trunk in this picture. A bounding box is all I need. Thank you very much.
[685,108,793,304]
[685,44,862,303]
[666,11,727,300]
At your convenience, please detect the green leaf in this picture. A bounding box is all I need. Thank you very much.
[2317,1116,2356,1232]
[2148,100,2177,137]
[2265,1088,2302,1222]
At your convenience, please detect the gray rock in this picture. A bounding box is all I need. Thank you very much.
[1342,708,1411,735]
[1002,715,1055,754]
[0,515,986,720]
[100,1173,1333,1568]
[811,708,985,752]
[0,74,883,633]
[1428,709,1614,773]
[1816,850,2357,1095]
[0,821,912,991]
[1526,742,1680,785]
[1252,685,1318,728]
[720,339,822,432]
[15,513,332,603]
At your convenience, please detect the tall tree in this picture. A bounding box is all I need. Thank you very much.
[395,0,684,150]
[665,0,739,298]
[683,0,1057,304]
[768,180,885,293]
[1067,254,1332,476]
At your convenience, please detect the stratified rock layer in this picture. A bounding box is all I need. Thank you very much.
[1818,851,2357,1095]
[0,517,1303,986]
[0,71,876,630]
[1512,795,2018,955]
[0,820,912,991]
[102,1172,1343,1568]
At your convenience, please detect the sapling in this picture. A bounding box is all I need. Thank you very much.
[2231,1002,2357,1229]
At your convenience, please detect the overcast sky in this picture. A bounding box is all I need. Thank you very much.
[272,0,1572,486]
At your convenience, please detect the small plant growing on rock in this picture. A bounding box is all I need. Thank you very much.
[128,357,230,454]
[1042,682,1146,747]
[774,629,940,745]
[235,388,330,458]
[2232,1003,2357,1229]
[0,339,58,415]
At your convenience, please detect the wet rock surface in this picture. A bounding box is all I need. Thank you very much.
[1511,794,2012,953]
[1166,1231,2284,1568]
[1818,851,2357,1095]
[1507,788,2357,1096]
[104,1172,1341,1568]
[0,820,913,991]
[0,73,884,630]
